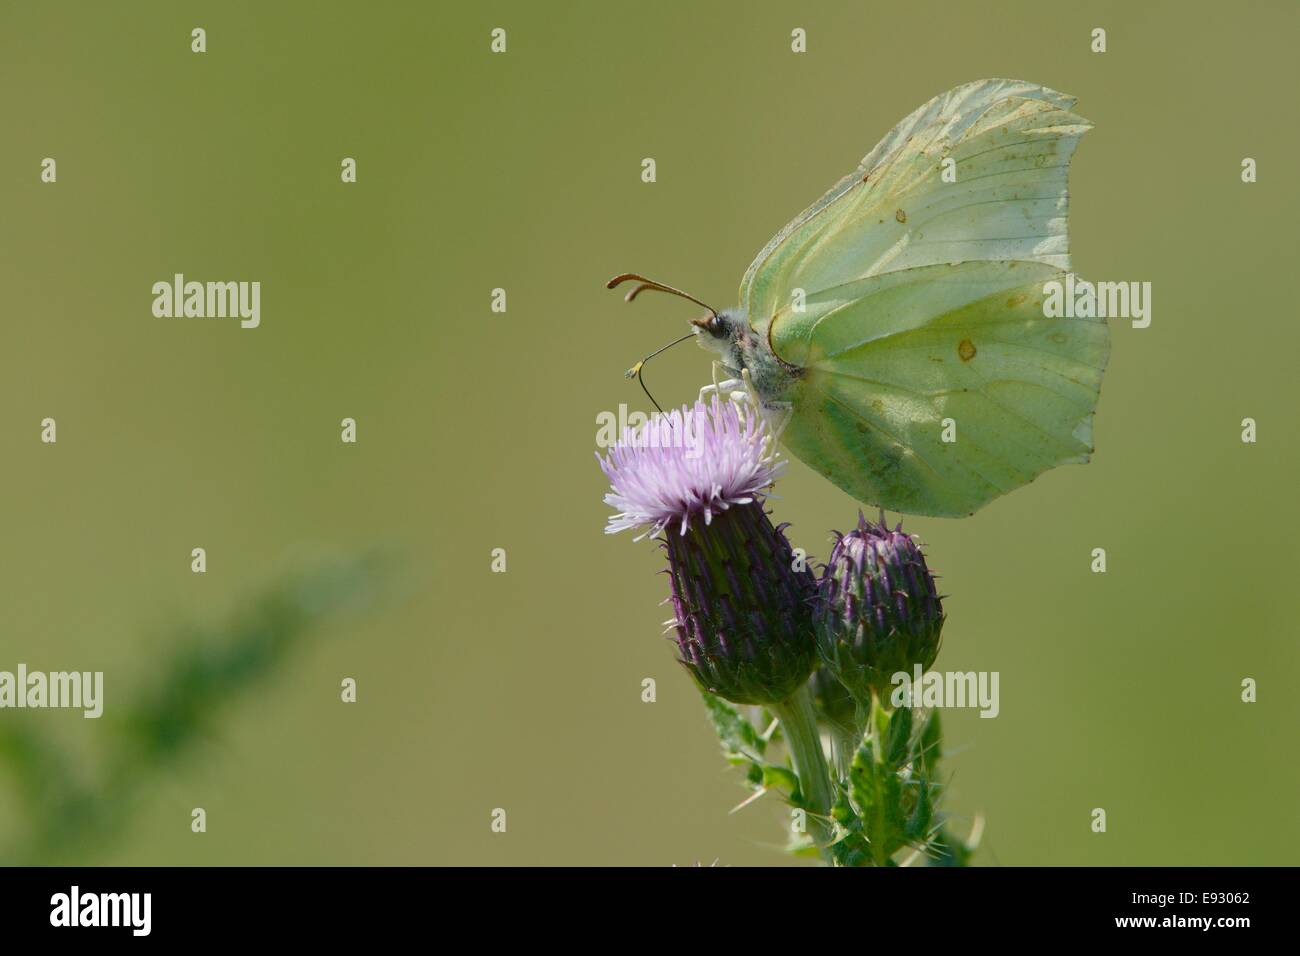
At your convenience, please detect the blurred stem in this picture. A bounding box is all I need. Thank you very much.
[772,682,834,863]
[0,552,392,864]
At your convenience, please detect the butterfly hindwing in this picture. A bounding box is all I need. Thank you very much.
[776,260,1108,516]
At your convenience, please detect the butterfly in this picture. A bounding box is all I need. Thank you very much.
[609,79,1110,518]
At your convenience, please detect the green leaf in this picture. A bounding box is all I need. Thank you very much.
[850,731,905,866]
[918,709,943,777]
[906,776,934,843]
[885,703,913,769]
[699,689,766,762]
[761,764,799,796]
[832,697,978,866]
[871,697,892,760]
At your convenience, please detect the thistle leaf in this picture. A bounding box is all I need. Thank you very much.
[761,764,800,796]
[885,703,913,769]
[906,776,934,843]
[699,689,767,762]
[918,709,943,777]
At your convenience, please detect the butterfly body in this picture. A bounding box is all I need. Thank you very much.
[695,307,799,400]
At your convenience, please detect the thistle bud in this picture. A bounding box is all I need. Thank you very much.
[815,512,944,703]
[599,397,817,705]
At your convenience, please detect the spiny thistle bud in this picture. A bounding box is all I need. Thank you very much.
[599,397,817,705]
[815,512,944,703]
[662,503,816,704]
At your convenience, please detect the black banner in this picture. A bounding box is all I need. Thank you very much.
[0,866,1279,941]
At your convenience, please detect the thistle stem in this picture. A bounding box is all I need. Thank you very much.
[772,682,835,863]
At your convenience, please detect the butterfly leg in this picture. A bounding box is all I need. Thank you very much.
[737,370,795,441]
[698,361,746,404]
[763,401,795,443]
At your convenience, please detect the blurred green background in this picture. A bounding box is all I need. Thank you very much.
[2,0,1296,865]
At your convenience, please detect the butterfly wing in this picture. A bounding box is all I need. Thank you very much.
[741,79,1107,516]
[774,260,1108,516]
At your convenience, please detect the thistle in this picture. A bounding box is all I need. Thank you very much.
[599,397,833,851]
[598,397,816,705]
[598,404,972,866]
[816,512,945,706]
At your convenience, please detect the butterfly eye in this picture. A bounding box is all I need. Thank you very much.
[687,312,727,338]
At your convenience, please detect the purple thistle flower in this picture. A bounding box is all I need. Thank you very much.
[598,397,784,540]
[598,397,815,705]
[815,511,945,703]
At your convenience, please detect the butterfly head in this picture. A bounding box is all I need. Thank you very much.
[691,308,748,370]
[606,273,761,408]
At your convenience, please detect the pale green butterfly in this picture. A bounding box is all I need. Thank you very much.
[609,79,1109,518]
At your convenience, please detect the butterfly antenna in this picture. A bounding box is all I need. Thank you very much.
[606,273,719,321]
[607,274,718,415]
[624,331,696,414]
